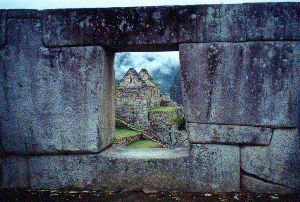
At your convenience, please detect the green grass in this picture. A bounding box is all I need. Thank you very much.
[149,106,177,112]
[115,128,140,139]
[126,139,163,148]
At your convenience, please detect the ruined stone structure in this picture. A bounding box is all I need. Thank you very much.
[116,68,160,130]
[0,2,300,193]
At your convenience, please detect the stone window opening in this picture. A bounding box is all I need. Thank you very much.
[113,51,188,148]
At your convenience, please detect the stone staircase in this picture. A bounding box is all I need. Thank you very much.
[115,118,168,148]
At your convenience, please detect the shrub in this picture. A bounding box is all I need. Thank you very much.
[173,114,186,131]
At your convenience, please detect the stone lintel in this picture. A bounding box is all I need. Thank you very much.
[188,123,272,145]
[8,9,41,19]
[41,2,299,49]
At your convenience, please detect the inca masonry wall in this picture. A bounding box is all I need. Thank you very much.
[0,2,299,193]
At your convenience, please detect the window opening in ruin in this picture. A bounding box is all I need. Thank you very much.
[114,51,187,149]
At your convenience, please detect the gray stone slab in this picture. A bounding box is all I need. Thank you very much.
[8,9,41,19]
[0,156,28,188]
[29,146,189,191]
[41,5,220,48]
[241,128,300,189]
[220,4,246,42]
[188,123,272,145]
[245,2,300,41]
[180,41,300,128]
[41,4,248,49]
[0,10,6,47]
[242,175,297,194]
[0,18,114,155]
[188,144,240,192]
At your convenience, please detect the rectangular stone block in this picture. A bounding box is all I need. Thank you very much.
[8,9,41,19]
[188,144,240,192]
[220,4,246,42]
[0,10,6,47]
[29,154,99,189]
[188,123,272,145]
[242,175,297,194]
[0,18,114,155]
[29,146,189,191]
[41,4,246,49]
[245,2,300,41]
[0,156,28,188]
[241,128,300,190]
[180,41,300,128]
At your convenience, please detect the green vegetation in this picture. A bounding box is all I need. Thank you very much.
[173,114,186,131]
[126,139,163,148]
[149,106,177,112]
[115,128,140,139]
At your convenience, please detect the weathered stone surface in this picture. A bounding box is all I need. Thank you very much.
[245,2,300,41]
[180,41,300,128]
[0,156,28,188]
[41,4,248,49]
[29,146,189,191]
[0,18,114,155]
[189,144,240,192]
[188,123,272,145]
[220,4,246,42]
[241,128,300,189]
[8,9,41,19]
[242,175,297,194]
[0,10,6,47]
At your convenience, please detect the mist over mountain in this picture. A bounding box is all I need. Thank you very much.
[114,52,180,94]
[168,70,183,104]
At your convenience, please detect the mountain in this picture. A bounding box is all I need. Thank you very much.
[168,70,183,105]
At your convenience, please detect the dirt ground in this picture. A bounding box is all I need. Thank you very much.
[1,189,299,202]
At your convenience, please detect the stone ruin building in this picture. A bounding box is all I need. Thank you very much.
[0,2,300,194]
[115,68,186,147]
[116,68,161,130]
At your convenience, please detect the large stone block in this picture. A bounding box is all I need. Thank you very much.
[242,175,297,194]
[245,2,300,41]
[188,123,272,145]
[188,144,240,192]
[0,156,28,188]
[29,146,189,191]
[41,4,248,49]
[8,9,41,19]
[241,128,300,190]
[0,10,6,47]
[180,41,300,128]
[0,18,114,155]
[220,4,246,42]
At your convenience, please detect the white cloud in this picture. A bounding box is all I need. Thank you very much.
[114,51,179,80]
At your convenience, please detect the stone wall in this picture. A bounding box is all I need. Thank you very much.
[114,134,141,146]
[116,87,149,130]
[0,3,300,193]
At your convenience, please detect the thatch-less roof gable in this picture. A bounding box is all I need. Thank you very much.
[117,68,147,88]
[139,69,158,87]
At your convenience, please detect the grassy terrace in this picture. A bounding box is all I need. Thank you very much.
[149,106,178,112]
[126,139,163,148]
[115,128,140,139]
